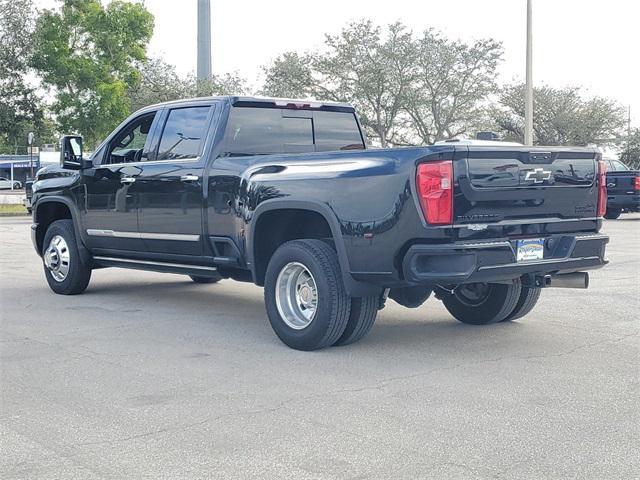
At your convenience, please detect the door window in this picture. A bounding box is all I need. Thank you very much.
[156,106,211,161]
[106,112,156,164]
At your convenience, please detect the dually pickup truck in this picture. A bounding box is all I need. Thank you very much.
[31,96,609,350]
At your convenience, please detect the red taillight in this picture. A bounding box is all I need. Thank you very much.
[634,176,640,191]
[597,160,607,217]
[416,160,453,225]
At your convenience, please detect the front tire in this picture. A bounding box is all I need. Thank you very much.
[264,239,351,351]
[604,208,622,219]
[42,219,92,295]
[441,281,522,325]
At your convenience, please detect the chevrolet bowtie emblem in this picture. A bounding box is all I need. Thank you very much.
[525,168,552,183]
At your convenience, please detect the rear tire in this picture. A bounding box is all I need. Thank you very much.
[189,274,221,284]
[333,296,379,346]
[264,239,351,351]
[441,281,522,325]
[502,285,541,322]
[604,208,622,219]
[42,219,91,295]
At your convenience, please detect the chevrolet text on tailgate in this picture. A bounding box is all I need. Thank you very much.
[31,96,610,350]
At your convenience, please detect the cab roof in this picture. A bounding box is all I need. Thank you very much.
[145,96,355,112]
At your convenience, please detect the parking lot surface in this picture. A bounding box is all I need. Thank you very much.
[1,215,638,479]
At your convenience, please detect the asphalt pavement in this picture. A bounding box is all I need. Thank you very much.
[1,215,638,479]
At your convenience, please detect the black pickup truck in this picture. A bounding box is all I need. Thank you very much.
[603,158,640,219]
[31,96,609,350]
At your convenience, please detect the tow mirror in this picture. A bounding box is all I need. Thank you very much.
[60,135,91,169]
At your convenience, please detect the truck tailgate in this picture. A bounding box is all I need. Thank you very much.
[455,147,599,224]
[606,171,638,196]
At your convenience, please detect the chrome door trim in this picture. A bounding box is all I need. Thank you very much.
[140,232,200,241]
[93,256,217,271]
[87,229,200,241]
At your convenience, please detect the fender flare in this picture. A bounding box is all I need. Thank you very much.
[33,196,90,263]
[246,198,381,297]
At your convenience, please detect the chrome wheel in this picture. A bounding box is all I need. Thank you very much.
[44,235,70,282]
[454,283,492,307]
[275,262,318,330]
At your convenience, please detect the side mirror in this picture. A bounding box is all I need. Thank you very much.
[60,135,91,169]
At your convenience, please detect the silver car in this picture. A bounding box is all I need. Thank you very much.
[0,177,22,190]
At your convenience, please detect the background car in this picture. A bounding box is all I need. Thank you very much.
[0,177,22,190]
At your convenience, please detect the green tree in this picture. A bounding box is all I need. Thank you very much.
[129,58,249,112]
[493,84,626,146]
[31,0,154,147]
[313,20,417,147]
[194,72,249,97]
[260,51,314,99]
[260,20,502,147]
[405,32,502,144]
[0,0,54,153]
[618,128,640,169]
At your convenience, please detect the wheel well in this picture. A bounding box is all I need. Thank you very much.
[35,202,72,253]
[253,209,333,286]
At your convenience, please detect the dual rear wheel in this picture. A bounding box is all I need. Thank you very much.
[264,239,378,351]
[440,280,541,325]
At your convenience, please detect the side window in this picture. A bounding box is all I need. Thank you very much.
[156,106,211,161]
[611,160,628,171]
[222,107,313,156]
[222,107,363,156]
[313,111,365,151]
[106,112,156,164]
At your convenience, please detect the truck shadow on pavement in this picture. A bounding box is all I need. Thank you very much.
[78,275,525,351]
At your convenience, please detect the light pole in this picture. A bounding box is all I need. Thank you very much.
[197,0,212,82]
[524,0,534,146]
[28,131,34,179]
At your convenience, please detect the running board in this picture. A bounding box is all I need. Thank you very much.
[92,256,221,278]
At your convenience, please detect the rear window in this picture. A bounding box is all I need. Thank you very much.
[222,107,364,156]
[313,111,365,152]
[157,106,211,160]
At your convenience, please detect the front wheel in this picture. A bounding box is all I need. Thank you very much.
[264,239,351,351]
[42,219,92,295]
[441,281,522,325]
[604,208,622,220]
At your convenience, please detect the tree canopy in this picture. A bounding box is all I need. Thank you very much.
[261,20,503,146]
[0,0,54,153]
[31,0,154,147]
[0,9,633,154]
[492,84,626,146]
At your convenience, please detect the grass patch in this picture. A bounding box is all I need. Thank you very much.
[0,204,28,214]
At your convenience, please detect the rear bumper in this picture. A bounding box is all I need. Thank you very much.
[607,193,640,210]
[402,233,609,285]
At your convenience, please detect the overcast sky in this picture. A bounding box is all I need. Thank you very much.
[38,0,639,125]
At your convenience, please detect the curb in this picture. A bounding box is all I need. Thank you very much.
[0,212,30,217]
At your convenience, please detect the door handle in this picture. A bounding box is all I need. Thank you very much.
[120,177,136,184]
[180,174,199,182]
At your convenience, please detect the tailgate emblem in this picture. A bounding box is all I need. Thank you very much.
[525,168,552,183]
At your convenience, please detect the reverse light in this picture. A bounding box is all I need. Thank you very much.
[416,160,453,225]
[597,160,607,217]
